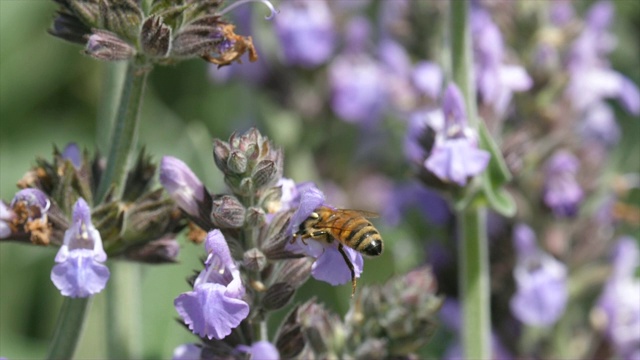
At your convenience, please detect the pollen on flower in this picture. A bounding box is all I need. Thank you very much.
[25,218,51,246]
[202,24,258,67]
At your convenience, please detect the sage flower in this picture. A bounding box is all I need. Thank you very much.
[510,224,568,326]
[543,150,583,217]
[159,156,206,218]
[174,230,249,340]
[50,198,110,298]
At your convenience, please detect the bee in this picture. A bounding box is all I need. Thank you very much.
[293,206,383,296]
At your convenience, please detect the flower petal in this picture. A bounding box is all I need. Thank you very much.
[290,187,325,234]
[175,283,250,340]
[50,249,110,298]
[311,244,363,286]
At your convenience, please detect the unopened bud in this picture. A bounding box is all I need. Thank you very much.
[246,207,266,227]
[272,258,312,288]
[125,237,180,263]
[275,306,305,358]
[227,151,248,174]
[85,30,136,61]
[252,160,278,189]
[140,15,171,58]
[239,177,253,196]
[213,139,231,173]
[98,0,143,42]
[263,282,295,311]
[210,195,245,228]
[159,156,206,217]
[243,247,267,272]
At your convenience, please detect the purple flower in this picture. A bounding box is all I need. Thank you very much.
[471,8,532,115]
[274,0,335,68]
[159,156,206,217]
[50,198,110,298]
[62,143,82,169]
[329,53,387,126]
[174,230,249,340]
[566,1,640,115]
[383,182,451,227]
[172,343,201,360]
[0,201,15,239]
[424,84,490,186]
[412,61,443,99]
[543,150,583,217]
[509,224,568,326]
[10,188,51,215]
[286,187,364,287]
[237,341,280,360]
[579,102,620,148]
[594,237,640,359]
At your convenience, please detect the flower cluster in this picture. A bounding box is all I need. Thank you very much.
[50,0,277,66]
[1,144,183,297]
[161,128,442,358]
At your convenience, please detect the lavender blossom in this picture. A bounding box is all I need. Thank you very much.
[593,237,640,359]
[61,143,82,169]
[412,61,443,100]
[175,230,249,340]
[50,198,110,298]
[237,341,280,359]
[509,224,568,326]
[471,8,532,115]
[274,0,335,68]
[0,201,15,239]
[424,84,490,186]
[286,187,364,287]
[160,156,206,218]
[329,21,387,127]
[543,150,583,217]
[566,1,640,115]
[579,102,620,148]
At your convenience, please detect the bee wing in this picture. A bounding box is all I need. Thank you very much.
[336,209,380,218]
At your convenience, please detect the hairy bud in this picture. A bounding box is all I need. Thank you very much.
[140,15,172,58]
[210,195,245,228]
[243,247,267,272]
[85,30,136,61]
[263,282,296,311]
[246,206,266,228]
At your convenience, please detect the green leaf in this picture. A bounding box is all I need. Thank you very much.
[477,119,516,217]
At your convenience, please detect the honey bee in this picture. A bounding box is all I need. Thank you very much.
[293,206,383,296]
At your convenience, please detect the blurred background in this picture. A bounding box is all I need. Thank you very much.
[1,0,639,359]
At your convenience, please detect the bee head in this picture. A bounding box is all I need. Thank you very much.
[363,239,383,256]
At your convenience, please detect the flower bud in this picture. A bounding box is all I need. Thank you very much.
[121,189,177,244]
[275,306,306,358]
[263,282,295,311]
[159,156,206,218]
[140,15,172,58]
[243,247,267,272]
[213,139,231,173]
[227,150,248,174]
[246,206,266,228]
[49,11,92,45]
[85,30,136,61]
[210,195,245,228]
[262,211,295,259]
[271,258,312,288]
[124,237,180,263]
[252,160,278,190]
[98,0,143,42]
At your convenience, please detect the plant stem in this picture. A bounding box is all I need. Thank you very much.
[450,1,492,359]
[96,62,127,153]
[46,297,91,360]
[106,261,143,359]
[96,62,149,202]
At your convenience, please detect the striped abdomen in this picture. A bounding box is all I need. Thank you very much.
[315,207,384,257]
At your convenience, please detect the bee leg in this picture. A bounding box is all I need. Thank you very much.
[337,244,357,298]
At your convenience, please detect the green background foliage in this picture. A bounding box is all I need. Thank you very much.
[1,1,639,359]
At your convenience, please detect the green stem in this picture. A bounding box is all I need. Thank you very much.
[450,1,492,359]
[96,62,149,202]
[457,207,491,358]
[106,261,143,359]
[46,297,92,360]
[96,62,127,153]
